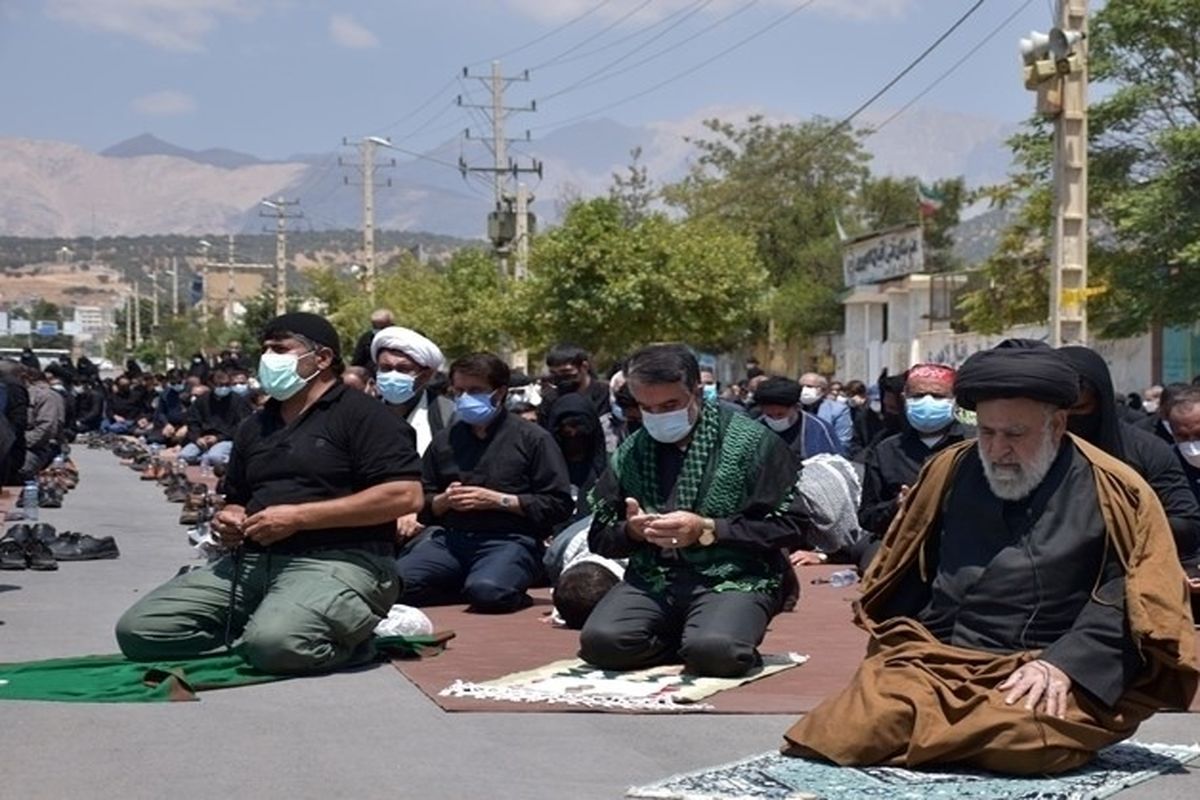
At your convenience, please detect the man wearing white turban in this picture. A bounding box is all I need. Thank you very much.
[370,325,452,457]
[372,326,456,546]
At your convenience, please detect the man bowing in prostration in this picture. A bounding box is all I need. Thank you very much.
[783,341,1197,774]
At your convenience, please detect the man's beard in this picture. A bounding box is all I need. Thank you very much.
[980,426,1060,502]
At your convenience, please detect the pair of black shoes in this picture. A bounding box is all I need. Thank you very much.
[0,524,120,568]
[0,524,59,571]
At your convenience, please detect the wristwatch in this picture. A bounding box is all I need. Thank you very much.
[499,494,514,509]
[698,517,717,547]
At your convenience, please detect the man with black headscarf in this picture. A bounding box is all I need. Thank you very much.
[1059,346,1200,568]
[784,341,1197,775]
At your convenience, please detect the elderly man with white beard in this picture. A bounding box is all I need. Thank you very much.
[782,341,1198,775]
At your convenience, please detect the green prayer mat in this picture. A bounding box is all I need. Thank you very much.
[0,632,453,703]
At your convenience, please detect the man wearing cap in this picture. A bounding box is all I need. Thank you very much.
[753,376,841,467]
[783,342,1197,774]
[858,363,971,539]
[116,313,424,674]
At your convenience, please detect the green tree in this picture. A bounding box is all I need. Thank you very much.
[663,116,868,343]
[609,146,655,228]
[963,0,1200,335]
[518,197,765,361]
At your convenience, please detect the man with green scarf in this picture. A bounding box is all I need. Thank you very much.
[579,344,806,677]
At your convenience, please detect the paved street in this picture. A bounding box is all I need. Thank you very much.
[1,447,1197,800]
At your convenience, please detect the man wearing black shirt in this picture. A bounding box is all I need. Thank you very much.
[538,343,611,426]
[102,373,149,434]
[396,352,574,612]
[181,369,253,466]
[117,313,424,674]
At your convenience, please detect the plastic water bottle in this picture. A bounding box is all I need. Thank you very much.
[176,456,188,474]
[22,481,39,522]
[828,569,858,588]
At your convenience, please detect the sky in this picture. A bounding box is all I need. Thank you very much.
[0,0,1065,160]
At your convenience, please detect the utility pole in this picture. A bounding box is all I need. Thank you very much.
[340,136,395,298]
[171,255,179,317]
[125,292,132,350]
[459,61,542,279]
[133,281,142,347]
[150,264,160,330]
[198,240,213,327]
[227,234,237,326]
[260,199,302,316]
[511,182,532,372]
[1021,1,1088,347]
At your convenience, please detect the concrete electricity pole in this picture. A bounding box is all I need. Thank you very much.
[260,199,302,316]
[133,281,142,347]
[511,182,532,372]
[458,60,542,277]
[198,240,213,326]
[1021,1,1089,347]
[341,136,395,298]
[125,292,132,350]
[170,255,179,317]
[150,265,160,330]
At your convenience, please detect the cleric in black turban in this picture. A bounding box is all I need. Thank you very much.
[954,345,1080,411]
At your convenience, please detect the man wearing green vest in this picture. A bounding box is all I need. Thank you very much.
[579,344,806,677]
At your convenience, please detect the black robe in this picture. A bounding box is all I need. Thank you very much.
[887,441,1141,707]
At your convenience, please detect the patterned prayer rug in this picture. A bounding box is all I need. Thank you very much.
[626,741,1200,799]
[440,652,808,711]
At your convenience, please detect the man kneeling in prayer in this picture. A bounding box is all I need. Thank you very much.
[783,342,1198,775]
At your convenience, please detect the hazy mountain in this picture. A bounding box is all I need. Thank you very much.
[0,108,1017,239]
[102,133,268,170]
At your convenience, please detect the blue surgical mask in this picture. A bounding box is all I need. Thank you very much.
[169,383,185,393]
[905,395,955,434]
[257,351,316,401]
[610,401,625,421]
[455,392,498,425]
[377,371,417,405]
[213,386,232,399]
[702,384,718,403]
[641,404,696,444]
[230,383,249,396]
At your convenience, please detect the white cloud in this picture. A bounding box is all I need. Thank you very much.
[329,13,379,49]
[505,0,914,26]
[131,89,197,116]
[44,0,260,52]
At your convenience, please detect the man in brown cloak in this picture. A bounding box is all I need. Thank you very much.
[783,343,1197,774]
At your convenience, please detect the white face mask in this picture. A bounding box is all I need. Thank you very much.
[641,405,696,444]
[763,414,796,433]
[799,386,823,406]
[1142,400,1159,415]
[1178,441,1200,468]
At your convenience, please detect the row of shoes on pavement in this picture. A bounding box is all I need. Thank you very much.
[0,523,120,570]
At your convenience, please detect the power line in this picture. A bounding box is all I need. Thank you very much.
[790,0,989,161]
[529,0,708,72]
[468,0,614,67]
[540,0,760,104]
[871,0,1036,136]
[533,0,818,132]
[537,0,716,104]
[528,0,654,71]
[362,76,457,138]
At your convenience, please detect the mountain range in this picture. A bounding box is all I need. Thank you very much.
[0,108,1017,240]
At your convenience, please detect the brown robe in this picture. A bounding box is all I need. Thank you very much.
[783,434,1198,774]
